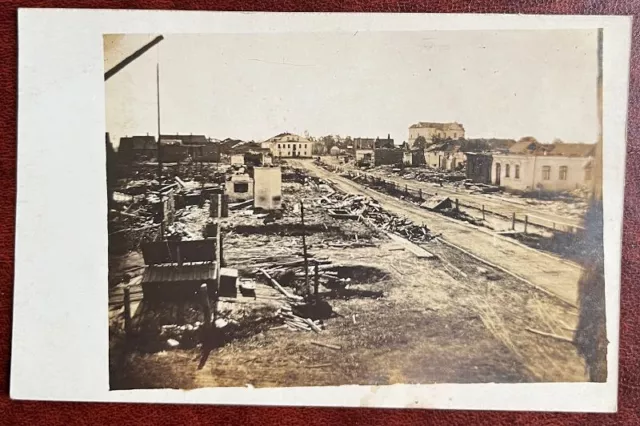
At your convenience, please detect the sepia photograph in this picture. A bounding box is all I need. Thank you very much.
[105,29,608,390]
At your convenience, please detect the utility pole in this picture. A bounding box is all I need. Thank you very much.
[156,62,163,183]
[301,202,310,294]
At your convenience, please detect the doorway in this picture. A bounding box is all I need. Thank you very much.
[495,163,501,186]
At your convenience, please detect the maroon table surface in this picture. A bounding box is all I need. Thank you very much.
[1,2,639,425]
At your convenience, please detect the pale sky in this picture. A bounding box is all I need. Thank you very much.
[105,30,598,148]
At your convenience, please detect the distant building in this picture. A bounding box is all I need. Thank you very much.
[353,138,376,150]
[491,140,596,192]
[353,134,394,150]
[160,134,209,145]
[158,134,219,162]
[408,122,465,145]
[262,133,313,158]
[424,141,466,171]
[118,135,157,161]
[375,134,395,149]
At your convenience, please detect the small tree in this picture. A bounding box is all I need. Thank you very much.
[413,136,428,149]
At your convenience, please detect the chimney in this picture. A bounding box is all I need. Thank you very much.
[388,133,390,140]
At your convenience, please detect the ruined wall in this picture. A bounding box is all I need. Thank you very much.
[374,149,403,166]
[225,174,254,201]
[254,167,282,210]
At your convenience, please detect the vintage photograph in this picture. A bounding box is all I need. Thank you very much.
[105,30,606,390]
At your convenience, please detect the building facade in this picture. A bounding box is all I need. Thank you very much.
[118,135,157,161]
[490,141,595,192]
[262,133,313,158]
[408,122,465,145]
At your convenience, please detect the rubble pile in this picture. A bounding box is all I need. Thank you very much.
[370,165,466,184]
[318,192,434,244]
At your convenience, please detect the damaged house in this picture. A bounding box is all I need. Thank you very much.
[464,138,516,184]
[424,141,466,171]
[490,139,596,192]
[118,135,157,162]
[408,122,465,145]
[158,134,219,163]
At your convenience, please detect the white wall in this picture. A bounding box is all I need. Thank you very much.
[408,127,465,144]
[492,154,593,192]
[270,138,313,157]
[254,167,282,210]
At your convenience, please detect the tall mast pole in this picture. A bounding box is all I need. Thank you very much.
[157,61,162,182]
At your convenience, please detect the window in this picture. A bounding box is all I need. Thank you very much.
[233,182,249,193]
[542,166,551,180]
[515,165,520,179]
[559,166,568,181]
[505,164,510,177]
[277,144,280,148]
[287,144,291,148]
[453,133,457,139]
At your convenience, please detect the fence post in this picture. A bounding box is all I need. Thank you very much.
[419,188,423,200]
[455,198,459,212]
[482,205,486,220]
[314,263,320,305]
[200,283,212,329]
[524,215,529,234]
[405,184,408,195]
[512,212,516,231]
[123,287,132,340]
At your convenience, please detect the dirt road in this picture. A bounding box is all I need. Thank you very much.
[292,159,583,306]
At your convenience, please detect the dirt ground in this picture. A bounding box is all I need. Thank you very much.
[109,171,586,390]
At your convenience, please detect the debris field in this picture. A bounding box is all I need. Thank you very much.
[109,161,587,389]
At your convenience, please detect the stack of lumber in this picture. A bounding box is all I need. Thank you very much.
[276,305,323,333]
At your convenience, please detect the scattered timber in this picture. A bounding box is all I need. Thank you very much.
[310,341,341,351]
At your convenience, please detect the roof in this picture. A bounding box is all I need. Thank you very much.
[119,135,157,150]
[425,141,462,153]
[508,139,595,157]
[229,141,264,154]
[159,134,209,145]
[410,122,465,131]
[548,143,596,157]
[264,133,311,143]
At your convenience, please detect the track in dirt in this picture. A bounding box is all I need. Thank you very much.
[291,159,583,307]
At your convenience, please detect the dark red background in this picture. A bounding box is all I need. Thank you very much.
[1,2,638,424]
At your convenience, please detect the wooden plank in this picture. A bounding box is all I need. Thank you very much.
[384,231,435,259]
